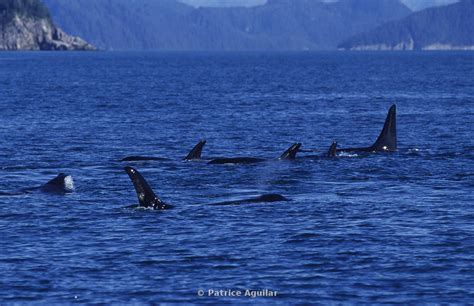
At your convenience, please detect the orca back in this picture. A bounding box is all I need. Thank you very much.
[369,104,397,151]
[327,141,338,157]
[254,194,289,202]
[279,143,302,160]
[338,105,397,153]
[124,167,171,209]
[211,194,289,206]
[184,140,206,160]
[41,173,74,193]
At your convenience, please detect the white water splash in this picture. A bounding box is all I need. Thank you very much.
[64,175,75,192]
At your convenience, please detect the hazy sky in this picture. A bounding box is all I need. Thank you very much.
[179,0,460,11]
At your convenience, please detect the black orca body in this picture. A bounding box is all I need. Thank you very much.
[2,173,75,195]
[37,173,75,193]
[279,143,302,159]
[123,167,290,209]
[327,141,338,157]
[338,105,397,153]
[183,140,206,161]
[121,140,206,162]
[208,143,302,165]
[210,194,290,206]
[124,167,173,210]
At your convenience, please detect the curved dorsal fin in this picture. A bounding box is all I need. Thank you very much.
[327,141,337,157]
[279,143,302,160]
[184,140,206,160]
[45,173,67,186]
[370,104,397,151]
[42,173,75,193]
[124,167,171,209]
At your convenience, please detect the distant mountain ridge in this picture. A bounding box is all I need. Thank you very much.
[180,0,459,11]
[0,0,95,50]
[179,0,267,7]
[400,0,459,11]
[339,0,474,50]
[43,0,412,51]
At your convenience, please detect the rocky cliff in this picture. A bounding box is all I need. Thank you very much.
[0,0,95,50]
[338,0,474,50]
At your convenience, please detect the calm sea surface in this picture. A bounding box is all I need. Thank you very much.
[0,52,473,304]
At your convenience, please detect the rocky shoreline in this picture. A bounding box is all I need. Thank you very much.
[0,0,95,51]
[341,43,474,51]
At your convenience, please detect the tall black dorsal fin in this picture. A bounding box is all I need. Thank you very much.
[327,141,337,157]
[124,167,171,209]
[279,143,302,160]
[184,140,206,161]
[369,104,397,151]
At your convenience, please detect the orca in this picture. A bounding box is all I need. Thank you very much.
[11,173,75,194]
[183,140,206,161]
[327,141,338,157]
[123,167,290,209]
[210,194,290,206]
[124,166,173,210]
[279,143,302,160]
[40,173,75,193]
[338,105,397,153]
[208,143,302,164]
[121,140,206,162]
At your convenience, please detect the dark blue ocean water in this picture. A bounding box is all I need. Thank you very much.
[0,51,473,304]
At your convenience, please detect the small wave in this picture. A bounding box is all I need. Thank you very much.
[0,191,25,196]
[64,175,75,192]
[337,152,359,158]
[289,232,320,240]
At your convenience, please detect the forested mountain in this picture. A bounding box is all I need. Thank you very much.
[339,0,474,50]
[179,0,266,7]
[43,0,412,50]
[180,0,459,11]
[400,0,458,11]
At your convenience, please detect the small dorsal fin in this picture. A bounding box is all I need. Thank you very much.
[279,143,302,160]
[370,104,397,151]
[42,173,75,193]
[45,173,67,186]
[327,141,337,157]
[184,140,206,161]
[124,167,171,209]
